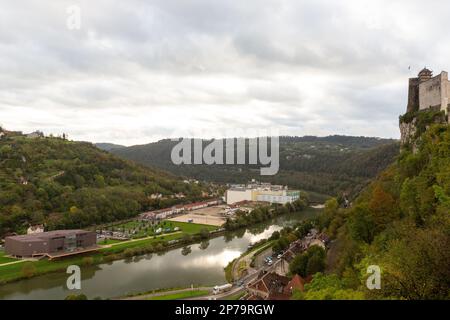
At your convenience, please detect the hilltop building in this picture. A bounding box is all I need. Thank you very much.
[25,130,44,139]
[407,68,450,115]
[225,181,300,205]
[27,225,44,235]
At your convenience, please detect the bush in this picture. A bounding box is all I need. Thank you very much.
[21,262,37,278]
[123,248,135,258]
[65,294,88,300]
[82,257,94,266]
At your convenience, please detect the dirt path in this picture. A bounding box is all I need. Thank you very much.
[0,259,26,267]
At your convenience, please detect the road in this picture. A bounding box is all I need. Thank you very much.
[191,259,282,300]
[121,286,214,300]
[120,249,283,301]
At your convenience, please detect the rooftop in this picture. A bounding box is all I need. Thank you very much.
[6,229,90,241]
[418,67,433,76]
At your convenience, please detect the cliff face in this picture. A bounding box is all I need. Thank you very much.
[399,118,417,147]
[399,110,448,152]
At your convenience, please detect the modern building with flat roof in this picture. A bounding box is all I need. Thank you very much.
[225,182,300,205]
[5,229,97,258]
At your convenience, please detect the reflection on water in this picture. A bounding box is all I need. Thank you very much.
[0,209,319,300]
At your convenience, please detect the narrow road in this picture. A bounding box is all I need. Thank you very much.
[192,259,282,300]
[231,241,273,281]
[121,286,213,300]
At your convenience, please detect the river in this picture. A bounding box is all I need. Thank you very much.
[0,208,320,300]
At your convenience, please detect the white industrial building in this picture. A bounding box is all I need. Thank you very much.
[225,182,300,205]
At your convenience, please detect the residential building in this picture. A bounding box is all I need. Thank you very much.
[25,131,44,139]
[139,199,221,221]
[247,271,291,300]
[27,225,44,235]
[283,274,306,295]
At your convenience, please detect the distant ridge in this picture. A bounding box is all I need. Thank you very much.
[106,135,399,198]
[95,142,126,151]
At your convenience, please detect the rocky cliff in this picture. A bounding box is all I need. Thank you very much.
[399,110,448,152]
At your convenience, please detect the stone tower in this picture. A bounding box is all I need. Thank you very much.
[406,68,450,115]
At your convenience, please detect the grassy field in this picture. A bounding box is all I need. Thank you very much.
[103,220,217,240]
[0,253,104,284]
[147,290,210,300]
[169,221,217,234]
[224,292,245,300]
[0,251,18,264]
[100,233,184,254]
[98,238,125,245]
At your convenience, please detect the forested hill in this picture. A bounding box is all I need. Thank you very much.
[314,117,450,299]
[0,130,212,236]
[103,135,399,199]
[94,142,126,151]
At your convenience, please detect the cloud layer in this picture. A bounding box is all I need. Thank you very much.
[1,0,450,145]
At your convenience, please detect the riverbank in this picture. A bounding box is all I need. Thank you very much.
[0,208,322,299]
[0,221,219,285]
[224,239,275,282]
[122,286,213,300]
[0,203,306,285]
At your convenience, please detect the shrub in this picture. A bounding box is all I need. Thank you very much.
[82,257,94,266]
[21,262,37,278]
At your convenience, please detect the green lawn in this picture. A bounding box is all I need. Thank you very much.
[224,292,245,300]
[0,253,103,284]
[0,251,18,264]
[98,239,124,245]
[168,221,217,234]
[100,233,184,254]
[147,290,210,300]
[103,219,216,239]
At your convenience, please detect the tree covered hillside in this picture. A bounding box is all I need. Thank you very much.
[310,121,450,299]
[0,131,210,236]
[107,136,399,198]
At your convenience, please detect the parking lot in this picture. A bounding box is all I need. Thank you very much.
[168,205,227,227]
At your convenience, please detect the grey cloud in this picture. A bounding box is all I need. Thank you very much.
[1,0,450,143]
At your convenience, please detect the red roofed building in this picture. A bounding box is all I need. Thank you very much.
[284,274,306,295]
[247,271,290,300]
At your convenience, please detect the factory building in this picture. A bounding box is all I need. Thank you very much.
[225,182,300,205]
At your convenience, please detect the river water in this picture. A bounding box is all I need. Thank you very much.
[0,208,320,300]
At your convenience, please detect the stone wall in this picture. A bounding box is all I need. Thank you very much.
[419,71,450,113]
[407,78,420,113]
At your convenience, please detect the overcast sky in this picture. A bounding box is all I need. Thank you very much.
[1,0,450,145]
